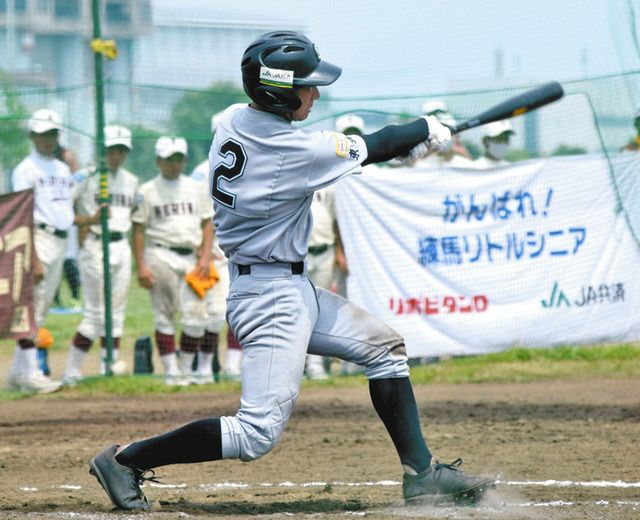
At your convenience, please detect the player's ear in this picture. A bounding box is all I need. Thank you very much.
[254,85,301,113]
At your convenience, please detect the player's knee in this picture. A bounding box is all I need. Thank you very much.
[222,411,288,461]
[236,423,282,462]
[182,324,205,338]
[365,333,409,379]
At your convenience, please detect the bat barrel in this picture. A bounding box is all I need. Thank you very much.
[451,81,564,134]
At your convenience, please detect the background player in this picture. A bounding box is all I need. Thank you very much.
[130,136,213,385]
[418,100,473,168]
[7,109,100,393]
[620,106,640,152]
[473,119,515,168]
[89,31,494,510]
[62,125,138,384]
[190,105,245,383]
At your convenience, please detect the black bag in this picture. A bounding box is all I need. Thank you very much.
[133,336,154,374]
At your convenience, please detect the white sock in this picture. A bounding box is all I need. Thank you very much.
[8,345,23,381]
[64,346,88,379]
[100,347,119,375]
[23,347,39,379]
[178,351,196,376]
[160,352,180,376]
[197,351,214,376]
[224,348,242,376]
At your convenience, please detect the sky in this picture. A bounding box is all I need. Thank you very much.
[154,0,640,99]
[148,0,640,151]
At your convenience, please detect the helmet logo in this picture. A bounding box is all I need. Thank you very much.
[313,43,321,62]
[259,66,294,88]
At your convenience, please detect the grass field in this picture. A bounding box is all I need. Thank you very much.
[2,279,640,399]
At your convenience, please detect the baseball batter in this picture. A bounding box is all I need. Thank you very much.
[130,137,213,385]
[90,31,495,510]
[7,109,100,394]
[62,125,139,384]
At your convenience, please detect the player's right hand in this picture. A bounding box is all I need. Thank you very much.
[34,256,44,284]
[137,264,155,289]
[423,115,452,153]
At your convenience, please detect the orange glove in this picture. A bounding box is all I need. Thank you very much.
[184,261,220,299]
[37,327,54,349]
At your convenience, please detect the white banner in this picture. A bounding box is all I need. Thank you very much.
[335,155,640,357]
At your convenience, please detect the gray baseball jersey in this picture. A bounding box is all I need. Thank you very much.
[209,105,408,462]
[209,106,366,265]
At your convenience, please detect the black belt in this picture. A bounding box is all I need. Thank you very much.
[238,261,304,276]
[91,231,125,242]
[308,244,330,255]
[154,243,194,256]
[36,223,68,238]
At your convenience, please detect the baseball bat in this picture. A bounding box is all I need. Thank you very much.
[450,81,564,134]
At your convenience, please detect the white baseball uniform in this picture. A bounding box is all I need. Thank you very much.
[12,151,74,329]
[131,174,213,338]
[305,186,338,378]
[74,166,139,339]
[191,160,229,333]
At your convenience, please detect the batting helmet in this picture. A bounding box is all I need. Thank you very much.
[241,31,342,114]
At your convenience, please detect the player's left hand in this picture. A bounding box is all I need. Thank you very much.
[423,115,452,153]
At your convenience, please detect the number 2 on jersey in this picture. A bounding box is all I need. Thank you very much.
[212,139,247,208]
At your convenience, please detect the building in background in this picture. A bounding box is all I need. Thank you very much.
[0,0,152,165]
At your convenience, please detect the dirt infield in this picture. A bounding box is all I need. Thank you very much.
[0,378,639,519]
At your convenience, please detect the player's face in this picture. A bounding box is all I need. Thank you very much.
[291,86,320,122]
[30,130,59,156]
[105,146,129,172]
[157,154,187,179]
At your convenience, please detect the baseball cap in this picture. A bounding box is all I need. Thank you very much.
[104,125,133,150]
[335,114,365,134]
[482,119,515,138]
[28,108,62,134]
[155,136,188,158]
[211,103,246,134]
[421,100,447,116]
[422,100,457,127]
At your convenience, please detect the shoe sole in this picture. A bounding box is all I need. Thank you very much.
[405,478,497,507]
[89,458,120,508]
[21,384,62,394]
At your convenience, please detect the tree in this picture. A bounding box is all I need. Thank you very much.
[170,82,248,173]
[0,73,30,189]
[551,144,587,156]
[127,124,163,182]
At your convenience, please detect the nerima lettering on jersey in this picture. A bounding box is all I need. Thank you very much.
[153,202,195,219]
[37,176,73,189]
[94,193,134,208]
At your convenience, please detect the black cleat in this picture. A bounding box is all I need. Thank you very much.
[403,458,496,506]
[89,445,152,511]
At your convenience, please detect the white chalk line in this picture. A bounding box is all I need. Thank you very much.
[20,478,640,493]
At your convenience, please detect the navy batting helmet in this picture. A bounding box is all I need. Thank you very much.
[241,31,342,114]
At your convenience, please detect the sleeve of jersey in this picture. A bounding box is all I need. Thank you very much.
[130,187,148,224]
[11,163,33,192]
[361,118,429,165]
[199,183,214,220]
[305,131,368,193]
